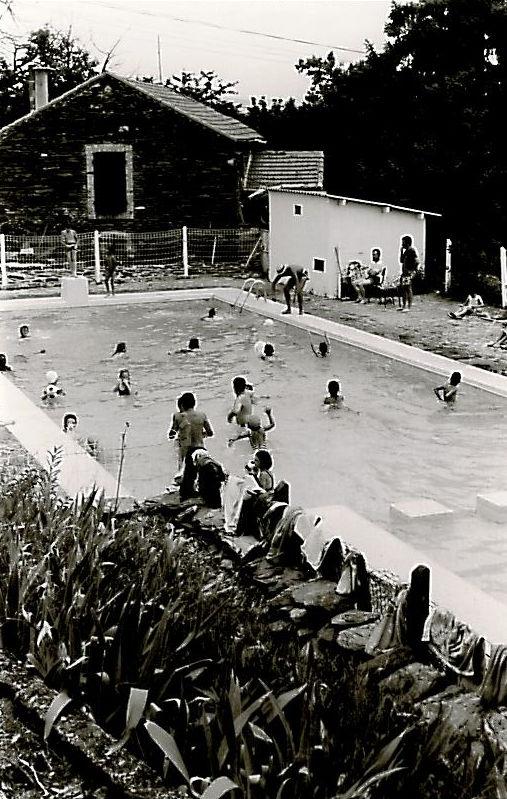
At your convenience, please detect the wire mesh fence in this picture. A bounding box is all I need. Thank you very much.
[0,226,262,288]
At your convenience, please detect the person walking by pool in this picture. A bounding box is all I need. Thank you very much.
[434,371,461,404]
[254,341,275,359]
[398,236,419,312]
[228,407,275,449]
[61,222,78,277]
[323,379,343,407]
[103,244,118,297]
[167,391,214,467]
[271,264,309,315]
[227,375,254,427]
[0,353,12,372]
[114,368,131,396]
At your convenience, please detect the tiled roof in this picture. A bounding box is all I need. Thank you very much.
[244,150,324,190]
[116,75,265,143]
[0,72,265,144]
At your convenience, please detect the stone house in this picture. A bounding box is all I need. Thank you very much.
[0,70,323,233]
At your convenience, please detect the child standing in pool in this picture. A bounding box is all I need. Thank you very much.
[228,407,275,449]
[434,371,461,404]
[114,369,131,396]
[167,392,214,467]
[42,370,65,401]
[323,379,343,407]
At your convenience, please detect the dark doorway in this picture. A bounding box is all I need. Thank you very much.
[93,151,127,216]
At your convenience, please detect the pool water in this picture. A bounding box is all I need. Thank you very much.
[2,298,507,525]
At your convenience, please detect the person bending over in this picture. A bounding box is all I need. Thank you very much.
[272,264,309,315]
[180,448,226,508]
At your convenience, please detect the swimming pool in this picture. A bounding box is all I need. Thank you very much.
[2,296,507,527]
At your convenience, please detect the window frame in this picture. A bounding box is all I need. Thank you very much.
[313,257,326,273]
[293,203,303,217]
[85,143,134,219]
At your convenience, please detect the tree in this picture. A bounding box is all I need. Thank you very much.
[0,25,98,127]
[164,69,240,115]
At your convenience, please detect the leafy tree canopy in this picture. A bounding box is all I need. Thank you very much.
[0,25,99,126]
[163,69,240,115]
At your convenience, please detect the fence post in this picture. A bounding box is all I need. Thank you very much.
[182,225,189,278]
[501,246,507,309]
[94,230,101,283]
[444,238,452,294]
[0,234,7,289]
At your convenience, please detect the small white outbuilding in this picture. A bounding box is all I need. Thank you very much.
[268,188,442,298]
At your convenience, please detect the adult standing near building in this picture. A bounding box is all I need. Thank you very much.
[61,220,78,277]
[271,264,309,315]
[398,235,419,312]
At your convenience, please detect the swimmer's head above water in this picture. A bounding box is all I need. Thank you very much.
[19,324,30,339]
[112,342,127,356]
[0,354,12,371]
[63,412,78,432]
[318,341,329,357]
[178,391,196,411]
[118,368,130,380]
[327,379,341,398]
[188,337,200,350]
[207,308,216,318]
[450,371,462,386]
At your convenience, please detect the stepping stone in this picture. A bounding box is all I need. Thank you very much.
[390,498,454,524]
[476,491,507,523]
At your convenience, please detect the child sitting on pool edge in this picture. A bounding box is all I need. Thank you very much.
[228,407,275,449]
[245,449,275,492]
[434,371,461,403]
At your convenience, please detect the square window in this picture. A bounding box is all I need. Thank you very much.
[293,204,303,216]
[313,258,325,273]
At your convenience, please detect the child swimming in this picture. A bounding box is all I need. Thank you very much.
[310,333,330,358]
[434,371,461,404]
[201,307,223,321]
[19,324,30,339]
[228,407,275,449]
[254,341,275,359]
[0,354,12,372]
[62,412,78,433]
[42,370,65,401]
[169,337,201,354]
[114,369,131,396]
[112,342,127,357]
[323,379,343,407]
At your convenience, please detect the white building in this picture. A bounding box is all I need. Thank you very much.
[268,188,442,298]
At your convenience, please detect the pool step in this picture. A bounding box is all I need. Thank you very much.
[390,497,454,526]
[476,491,507,524]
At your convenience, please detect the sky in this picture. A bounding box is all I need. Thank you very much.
[0,0,393,102]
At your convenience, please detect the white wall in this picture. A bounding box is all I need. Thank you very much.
[269,190,427,298]
[330,201,426,284]
[268,191,337,297]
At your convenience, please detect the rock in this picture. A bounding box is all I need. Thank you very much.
[331,610,379,629]
[379,662,446,708]
[335,623,377,652]
[289,608,307,623]
[290,580,342,612]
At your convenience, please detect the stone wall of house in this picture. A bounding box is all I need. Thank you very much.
[0,76,250,232]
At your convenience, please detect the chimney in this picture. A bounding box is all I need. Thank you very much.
[28,66,53,111]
